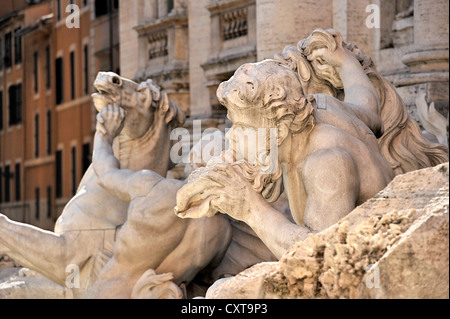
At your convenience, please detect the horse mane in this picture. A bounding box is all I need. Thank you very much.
[115,85,186,174]
[344,42,449,175]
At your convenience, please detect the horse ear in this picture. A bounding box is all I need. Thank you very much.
[137,82,152,109]
[297,56,311,82]
[159,93,170,113]
[163,97,186,126]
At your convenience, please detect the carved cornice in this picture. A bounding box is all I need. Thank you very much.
[133,12,188,36]
[206,0,255,15]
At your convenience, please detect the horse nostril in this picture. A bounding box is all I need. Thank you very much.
[112,76,122,86]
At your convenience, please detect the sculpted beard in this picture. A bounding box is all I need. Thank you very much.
[182,136,283,218]
[224,126,283,202]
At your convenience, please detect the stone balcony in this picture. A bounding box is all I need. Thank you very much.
[133,7,190,114]
[202,0,257,114]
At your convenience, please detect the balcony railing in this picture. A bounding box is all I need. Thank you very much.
[148,29,168,60]
[221,7,248,41]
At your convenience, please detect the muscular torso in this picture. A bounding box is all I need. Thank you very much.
[55,165,129,233]
[285,98,394,230]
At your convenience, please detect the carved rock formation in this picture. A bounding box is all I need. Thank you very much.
[208,163,449,299]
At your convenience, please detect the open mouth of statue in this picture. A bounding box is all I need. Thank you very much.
[92,84,117,112]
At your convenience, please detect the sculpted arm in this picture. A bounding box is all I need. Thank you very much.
[217,148,358,258]
[93,105,163,202]
[301,149,360,231]
[176,164,311,259]
[339,54,382,135]
[245,198,311,259]
[304,30,382,135]
[176,148,360,259]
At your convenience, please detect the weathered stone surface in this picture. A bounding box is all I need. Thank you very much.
[266,163,449,299]
[358,203,449,299]
[264,163,449,299]
[0,268,73,299]
[209,163,449,299]
[206,263,277,299]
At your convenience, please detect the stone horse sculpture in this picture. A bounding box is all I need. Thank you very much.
[87,104,231,299]
[175,29,449,260]
[0,72,185,298]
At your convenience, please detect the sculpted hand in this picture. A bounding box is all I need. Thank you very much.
[96,104,126,143]
[301,29,356,72]
[175,163,264,223]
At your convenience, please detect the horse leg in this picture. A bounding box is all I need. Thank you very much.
[0,214,73,286]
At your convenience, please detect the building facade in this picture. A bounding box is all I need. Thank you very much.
[0,0,119,229]
[0,0,28,227]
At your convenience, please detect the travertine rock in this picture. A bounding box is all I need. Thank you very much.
[264,163,449,299]
[206,263,277,299]
[209,163,449,299]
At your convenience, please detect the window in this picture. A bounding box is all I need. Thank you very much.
[35,114,40,158]
[82,142,91,174]
[95,0,109,17]
[56,0,61,21]
[0,91,3,131]
[0,37,3,71]
[83,0,88,7]
[14,28,22,64]
[35,188,40,220]
[4,165,10,203]
[8,84,22,126]
[46,110,51,155]
[47,186,52,218]
[167,0,174,14]
[71,146,77,195]
[15,163,20,202]
[83,45,89,95]
[45,46,51,90]
[16,83,22,124]
[70,51,75,100]
[8,86,15,126]
[34,51,39,94]
[55,57,64,104]
[4,32,12,68]
[0,167,3,203]
[95,0,118,18]
[56,150,63,198]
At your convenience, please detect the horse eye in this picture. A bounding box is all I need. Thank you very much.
[246,82,254,90]
[112,76,121,85]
